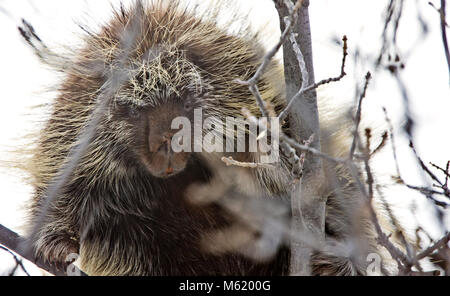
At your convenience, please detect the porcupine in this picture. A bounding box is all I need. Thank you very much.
[20,0,386,275]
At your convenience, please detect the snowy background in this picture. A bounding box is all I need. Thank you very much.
[0,0,448,275]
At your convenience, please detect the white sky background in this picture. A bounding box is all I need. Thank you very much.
[0,0,448,275]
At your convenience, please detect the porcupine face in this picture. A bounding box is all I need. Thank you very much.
[90,1,271,180]
[108,50,207,179]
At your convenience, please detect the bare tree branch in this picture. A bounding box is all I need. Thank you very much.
[278,35,348,122]
[0,245,30,276]
[274,0,325,276]
[415,232,450,261]
[0,224,68,276]
[429,0,450,82]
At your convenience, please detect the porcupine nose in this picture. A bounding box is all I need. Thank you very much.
[147,131,177,177]
[156,133,173,154]
[158,133,176,176]
[145,101,189,178]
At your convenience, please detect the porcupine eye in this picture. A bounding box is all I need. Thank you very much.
[128,106,141,119]
[184,100,193,112]
[183,94,198,113]
[115,100,142,119]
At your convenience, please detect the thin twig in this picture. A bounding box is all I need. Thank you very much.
[409,141,444,186]
[415,232,450,261]
[221,156,276,170]
[371,131,389,156]
[236,0,303,89]
[278,35,348,122]
[383,108,449,207]
[376,0,396,67]
[429,0,450,82]
[0,245,30,276]
[349,72,372,159]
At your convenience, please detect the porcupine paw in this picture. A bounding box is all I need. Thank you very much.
[33,234,80,269]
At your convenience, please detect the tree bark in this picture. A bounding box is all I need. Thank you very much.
[0,224,69,276]
[275,0,326,275]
